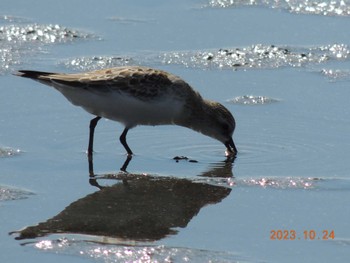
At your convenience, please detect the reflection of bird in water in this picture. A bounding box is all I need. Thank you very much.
[11,149,234,242]
[199,157,235,178]
[15,66,237,157]
[12,175,231,241]
[87,144,235,176]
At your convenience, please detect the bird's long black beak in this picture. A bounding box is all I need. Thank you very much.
[225,138,237,156]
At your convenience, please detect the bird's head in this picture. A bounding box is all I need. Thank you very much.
[197,101,237,156]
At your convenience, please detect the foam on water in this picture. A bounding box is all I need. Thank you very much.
[206,0,350,17]
[0,21,96,74]
[61,44,350,72]
[158,44,349,70]
[0,24,91,44]
[65,56,134,71]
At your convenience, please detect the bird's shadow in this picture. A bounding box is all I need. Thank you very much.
[11,154,234,243]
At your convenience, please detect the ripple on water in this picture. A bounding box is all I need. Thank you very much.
[227,95,279,105]
[27,237,244,263]
[0,15,30,23]
[0,185,33,201]
[197,173,350,191]
[206,0,350,17]
[0,147,21,157]
[198,176,319,189]
[234,176,319,189]
[232,120,332,176]
[321,69,350,81]
[107,16,156,24]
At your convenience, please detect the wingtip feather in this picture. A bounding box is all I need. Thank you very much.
[13,70,53,79]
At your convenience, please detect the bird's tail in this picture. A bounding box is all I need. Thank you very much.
[14,70,54,80]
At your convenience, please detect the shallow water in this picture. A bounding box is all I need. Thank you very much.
[1,0,350,262]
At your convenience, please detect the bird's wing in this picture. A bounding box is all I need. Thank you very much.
[17,67,175,100]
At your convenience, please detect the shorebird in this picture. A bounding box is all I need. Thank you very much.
[15,66,237,156]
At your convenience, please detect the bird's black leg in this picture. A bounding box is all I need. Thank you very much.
[120,128,133,155]
[120,154,133,172]
[88,116,101,157]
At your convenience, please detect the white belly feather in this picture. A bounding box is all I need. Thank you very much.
[54,84,184,127]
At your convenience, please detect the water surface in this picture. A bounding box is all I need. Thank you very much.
[1,0,350,262]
